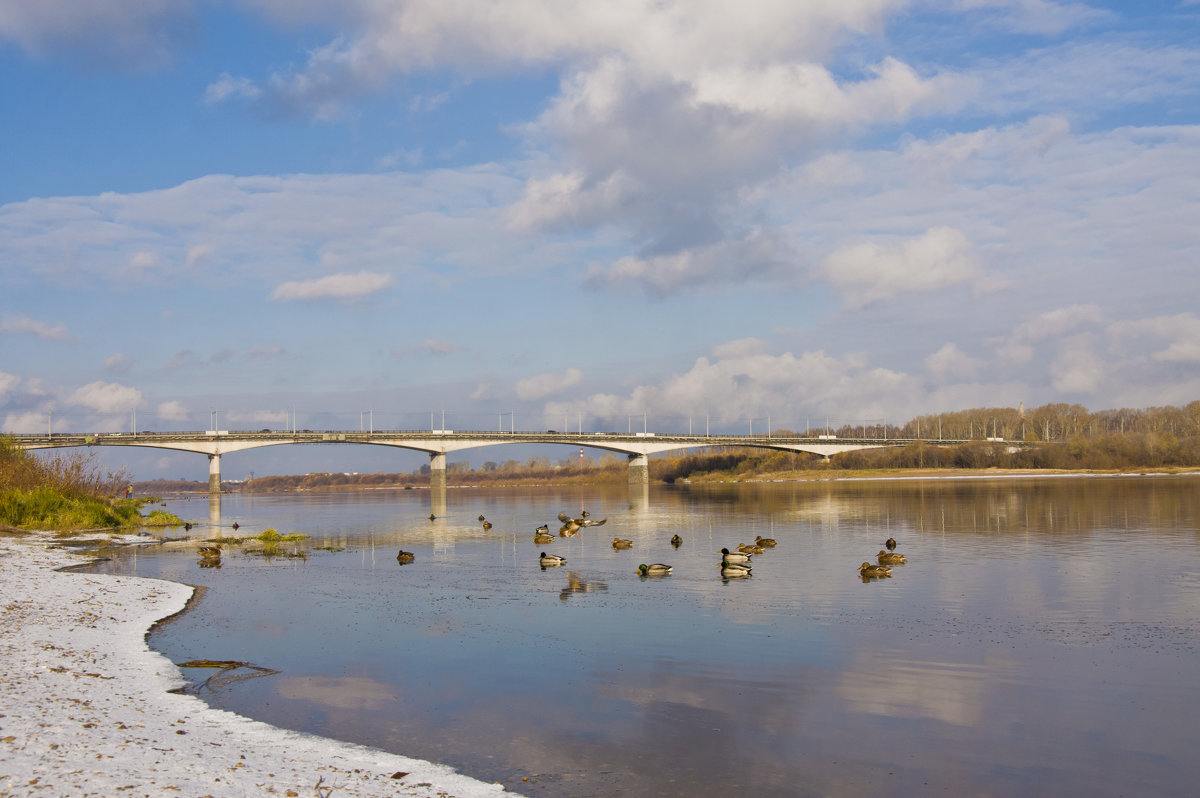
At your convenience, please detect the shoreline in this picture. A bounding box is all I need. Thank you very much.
[0,533,522,798]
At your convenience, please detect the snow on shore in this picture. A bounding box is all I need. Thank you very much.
[0,534,522,798]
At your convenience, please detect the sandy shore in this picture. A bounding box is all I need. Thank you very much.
[0,533,523,798]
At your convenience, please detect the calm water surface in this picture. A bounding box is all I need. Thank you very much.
[90,477,1200,797]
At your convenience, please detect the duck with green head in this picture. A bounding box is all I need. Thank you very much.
[637,563,673,576]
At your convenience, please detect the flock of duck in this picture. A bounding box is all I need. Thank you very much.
[398,512,908,583]
[858,536,907,580]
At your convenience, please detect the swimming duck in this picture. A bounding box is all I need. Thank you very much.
[198,546,221,560]
[719,548,752,563]
[885,537,897,551]
[231,522,239,531]
[670,534,682,548]
[396,550,415,563]
[533,532,555,544]
[482,520,493,530]
[429,513,436,521]
[738,543,766,554]
[637,563,672,576]
[478,515,486,521]
[859,562,892,578]
[612,538,634,549]
[877,550,907,565]
[540,552,567,567]
[755,535,777,547]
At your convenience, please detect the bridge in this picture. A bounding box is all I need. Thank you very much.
[10,429,986,492]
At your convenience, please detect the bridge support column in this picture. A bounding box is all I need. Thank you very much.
[208,453,221,494]
[627,453,649,484]
[429,452,447,490]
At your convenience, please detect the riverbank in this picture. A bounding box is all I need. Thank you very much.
[0,532,521,798]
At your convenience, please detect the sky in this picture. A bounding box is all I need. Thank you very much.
[2,0,1199,480]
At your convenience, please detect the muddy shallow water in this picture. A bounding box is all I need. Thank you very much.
[91,476,1200,797]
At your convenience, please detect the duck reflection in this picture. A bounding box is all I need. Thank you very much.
[559,571,609,602]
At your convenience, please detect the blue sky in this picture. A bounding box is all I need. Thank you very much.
[2,0,1199,480]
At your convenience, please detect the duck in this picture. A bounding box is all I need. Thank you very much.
[877,550,907,565]
[482,520,493,530]
[612,538,634,549]
[533,532,555,544]
[719,548,752,563]
[720,563,752,578]
[478,514,486,522]
[535,524,550,534]
[184,522,193,532]
[859,562,892,578]
[637,563,672,576]
[198,546,221,560]
[738,543,766,554]
[559,523,579,537]
[539,552,567,567]
[755,535,777,547]
[885,537,898,551]
[231,522,239,531]
[429,513,436,521]
[670,534,682,548]
[396,550,415,563]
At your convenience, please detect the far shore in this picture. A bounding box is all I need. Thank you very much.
[134,466,1200,495]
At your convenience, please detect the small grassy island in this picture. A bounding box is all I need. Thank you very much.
[0,436,183,533]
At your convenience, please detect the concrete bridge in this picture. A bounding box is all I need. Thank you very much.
[10,429,982,492]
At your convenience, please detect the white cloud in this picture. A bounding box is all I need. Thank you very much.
[1109,314,1200,363]
[517,368,583,401]
[820,227,993,308]
[104,352,134,371]
[204,73,262,104]
[269,271,394,301]
[926,344,982,379]
[0,0,194,68]
[0,314,72,341]
[157,400,188,421]
[67,381,143,413]
[247,345,285,358]
[0,371,19,398]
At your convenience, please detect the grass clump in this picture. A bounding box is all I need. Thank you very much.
[0,434,162,531]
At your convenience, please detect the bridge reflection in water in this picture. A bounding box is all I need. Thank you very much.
[11,429,989,493]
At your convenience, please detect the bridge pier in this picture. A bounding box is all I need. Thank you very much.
[208,453,221,494]
[627,453,649,484]
[429,452,447,490]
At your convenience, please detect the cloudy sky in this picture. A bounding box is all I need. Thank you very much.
[2,1,1198,478]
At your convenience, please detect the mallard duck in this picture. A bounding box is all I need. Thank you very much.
[429,513,436,521]
[859,562,892,578]
[478,514,486,521]
[612,538,634,549]
[540,552,566,567]
[198,546,221,560]
[738,543,766,554]
[559,523,579,537]
[637,563,672,576]
[719,548,752,563]
[670,534,682,548]
[885,537,897,551]
[535,524,549,534]
[533,532,555,544]
[755,535,777,547]
[877,550,907,564]
[482,520,493,530]
[720,563,752,578]
[231,522,239,531]
[396,550,415,563]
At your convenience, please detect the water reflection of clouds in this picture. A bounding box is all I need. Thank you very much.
[276,675,399,709]
[836,652,1003,726]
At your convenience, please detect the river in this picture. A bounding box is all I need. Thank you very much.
[88,475,1200,797]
